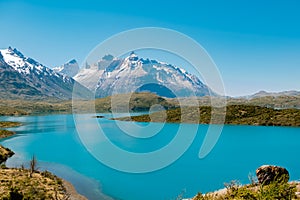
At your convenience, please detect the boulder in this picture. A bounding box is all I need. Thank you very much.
[256,165,289,185]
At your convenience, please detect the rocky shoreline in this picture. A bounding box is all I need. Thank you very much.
[0,145,14,163]
[0,121,22,139]
[62,179,87,200]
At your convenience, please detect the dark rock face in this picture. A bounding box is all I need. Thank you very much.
[256,165,289,185]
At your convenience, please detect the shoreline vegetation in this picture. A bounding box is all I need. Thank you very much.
[0,167,87,199]
[0,121,22,139]
[190,179,300,200]
[114,105,300,127]
[189,165,300,200]
[0,122,20,163]
[0,121,87,200]
[0,92,299,127]
[0,92,299,116]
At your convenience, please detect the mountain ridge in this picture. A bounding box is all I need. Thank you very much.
[250,90,300,98]
[0,47,91,100]
[53,59,79,77]
[75,52,213,98]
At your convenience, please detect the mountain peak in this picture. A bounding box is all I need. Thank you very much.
[0,47,91,100]
[8,46,13,51]
[53,59,79,77]
[93,53,211,98]
[68,59,77,64]
[130,51,136,56]
[74,51,213,98]
[102,54,114,61]
[128,51,138,61]
[0,47,35,74]
[3,46,25,59]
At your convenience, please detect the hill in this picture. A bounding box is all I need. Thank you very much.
[0,92,176,115]
[115,104,300,126]
[0,92,299,120]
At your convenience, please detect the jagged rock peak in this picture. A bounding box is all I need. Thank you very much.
[128,51,138,61]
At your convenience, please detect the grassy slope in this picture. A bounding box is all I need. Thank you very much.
[0,121,21,163]
[0,93,299,126]
[0,104,29,116]
[0,99,71,115]
[0,168,68,199]
[167,95,300,109]
[0,121,22,139]
[0,130,15,139]
[116,105,300,126]
[0,92,176,115]
[0,145,14,163]
[0,93,299,116]
[0,121,22,128]
[193,180,300,200]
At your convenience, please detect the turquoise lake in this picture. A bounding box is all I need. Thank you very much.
[0,114,300,200]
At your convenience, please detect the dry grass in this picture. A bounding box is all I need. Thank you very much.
[193,181,300,200]
[0,145,14,163]
[1,93,299,116]
[0,121,22,128]
[0,168,69,199]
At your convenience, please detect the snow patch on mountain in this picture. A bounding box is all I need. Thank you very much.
[0,47,72,83]
[73,54,117,91]
[73,51,213,98]
[94,52,211,98]
[53,59,79,77]
[0,47,91,99]
[0,47,43,75]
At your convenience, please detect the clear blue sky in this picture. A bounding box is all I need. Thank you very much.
[1,0,300,96]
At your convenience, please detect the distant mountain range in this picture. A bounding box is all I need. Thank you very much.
[53,59,79,77]
[0,47,90,100]
[74,52,212,98]
[0,47,299,101]
[248,90,300,98]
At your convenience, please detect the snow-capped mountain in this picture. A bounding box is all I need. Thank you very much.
[53,59,79,77]
[74,54,117,91]
[0,47,91,100]
[89,52,212,98]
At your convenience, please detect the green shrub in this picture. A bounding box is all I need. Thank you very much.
[223,179,296,200]
[9,187,23,200]
[194,177,297,200]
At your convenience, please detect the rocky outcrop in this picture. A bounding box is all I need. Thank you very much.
[0,145,14,164]
[256,165,289,185]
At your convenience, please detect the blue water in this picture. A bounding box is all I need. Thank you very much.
[1,114,300,200]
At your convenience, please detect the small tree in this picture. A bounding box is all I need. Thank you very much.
[29,154,38,177]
